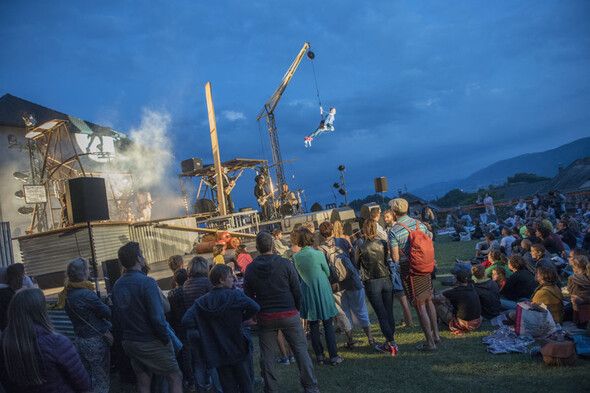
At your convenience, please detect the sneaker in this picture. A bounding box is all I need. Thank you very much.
[375,342,399,356]
[288,355,296,363]
[277,357,290,365]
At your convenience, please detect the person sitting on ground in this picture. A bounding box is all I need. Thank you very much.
[485,250,511,278]
[471,264,500,320]
[523,225,540,243]
[532,265,564,323]
[567,254,590,327]
[492,266,507,290]
[62,258,112,393]
[0,289,91,393]
[500,255,537,310]
[515,199,527,217]
[184,264,260,393]
[272,229,290,256]
[235,244,253,273]
[500,227,516,257]
[433,270,482,335]
[536,226,565,256]
[530,243,556,273]
[503,211,518,228]
[556,220,577,250]
[476,233,500,258]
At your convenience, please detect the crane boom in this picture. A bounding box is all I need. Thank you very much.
[257,42,312,192]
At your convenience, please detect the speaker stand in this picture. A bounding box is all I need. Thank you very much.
[86,221,101,298]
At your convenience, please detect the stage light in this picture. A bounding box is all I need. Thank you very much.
[22,114,37,128]
[333,182,340,189]
[13,171,29,181]
[338,165,346,172]
[25,119,61,138]
[14,190,24,198]
[338,189,346,195]
[307,50,315,59]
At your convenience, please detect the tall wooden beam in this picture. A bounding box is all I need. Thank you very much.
[205,82,227,215]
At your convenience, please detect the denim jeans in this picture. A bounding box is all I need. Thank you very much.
[364,276,395,342]
[309,318,338,360]
[195,367,221,393]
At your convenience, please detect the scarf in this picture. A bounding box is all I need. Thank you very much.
[568,273,590,297]
[55,280,96,309]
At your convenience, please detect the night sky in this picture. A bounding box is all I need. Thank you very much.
[2,1,589,214]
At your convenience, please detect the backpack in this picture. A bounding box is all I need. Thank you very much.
[319,242,354,285]
[394,220,435,276]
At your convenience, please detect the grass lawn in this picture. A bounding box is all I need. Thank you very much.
[111,236,590,392]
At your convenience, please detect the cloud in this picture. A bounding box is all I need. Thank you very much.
[222,110,246,121]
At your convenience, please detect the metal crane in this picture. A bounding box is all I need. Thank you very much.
[257,42,315,192]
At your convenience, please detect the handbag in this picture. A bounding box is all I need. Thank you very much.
[540,340,578,366]
[66,298,114,346]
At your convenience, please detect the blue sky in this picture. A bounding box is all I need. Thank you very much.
[1,1,589,213]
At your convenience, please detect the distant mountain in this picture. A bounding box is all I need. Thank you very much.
[413,137,590,200]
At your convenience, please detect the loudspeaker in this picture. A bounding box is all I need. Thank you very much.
[360,202,379,221]
[66,177,109,224]
[374,177,388,193]
[181,158,203,174]
[330,207,356,223]
[193,198,216,214]
[102,258,123,293]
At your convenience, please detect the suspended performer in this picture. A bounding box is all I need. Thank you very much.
[304,107,336,147]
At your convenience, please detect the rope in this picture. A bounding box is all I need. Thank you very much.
[310,59,322,115]
[257,120,267,161]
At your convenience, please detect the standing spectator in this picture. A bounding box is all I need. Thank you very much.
[433,270,482,335]
[389,198,440,352]
[183,256,214,310]
[243,231,319,393]
[484,192,495,215]
[471,264,501,320]
[166,268,195,391]
[370,208,388,241]
[185,264,260,393]
[319,221,374,349]
[62,258,112,393]
[0,263,24,331]
[0,288,90,392]
[354,220,399,353]
[112,242,183,393]
[293,228,343,365]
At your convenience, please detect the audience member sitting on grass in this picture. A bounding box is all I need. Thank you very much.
[499,227,516,257]
[485,250,511,278]
[530,243,555,273]
[492,266,507,290]
[556,220,577,250]
[476,233,500,258]
[433,270,482,335]
[471,264,501,320]
[532,265,564,324]
[566,254,590,327]
[499,255,537,310]
[536,226,565,256]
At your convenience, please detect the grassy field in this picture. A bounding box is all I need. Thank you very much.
[111,236,590,393]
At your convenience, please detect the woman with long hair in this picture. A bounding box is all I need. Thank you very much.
[61,258,112,393]
[0,288,90,392]
[293,228,342,365]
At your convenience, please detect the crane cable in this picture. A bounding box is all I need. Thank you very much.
[310,57,323,117]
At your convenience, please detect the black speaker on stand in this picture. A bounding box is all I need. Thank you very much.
[66,177,110,297]
[374,177,388,209]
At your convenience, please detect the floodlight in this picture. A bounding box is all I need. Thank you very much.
[333,183,340,189]
[7,134,17,147]
[18,206,34,215]
[13,171,29,181]
[338,165,346,171]
[338,189,346,195]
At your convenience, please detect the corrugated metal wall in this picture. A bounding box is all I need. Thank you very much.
[129,217,199,264]
[19,223,131,277]
[0,222,15,267]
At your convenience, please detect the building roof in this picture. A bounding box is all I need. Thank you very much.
[399,192,440,210]
[537,157,590,193]
[0,93,127,139]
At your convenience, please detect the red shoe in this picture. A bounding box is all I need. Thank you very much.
[375,342,399,356]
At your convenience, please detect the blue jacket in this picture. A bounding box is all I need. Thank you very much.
[112,270,169,344]
[0,326,90,393]
[65,288,111,338]
[182,287,259,367]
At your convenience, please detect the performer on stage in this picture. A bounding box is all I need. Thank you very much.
[280,183,299,214]
[254,175,272,221]
[135,190,154,221]
[220,166,236,214]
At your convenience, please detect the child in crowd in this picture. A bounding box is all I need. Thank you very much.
[272,229,290,256]
[184,264,260,393]
[235,244,253,273]
[213,244,225,265]
[492,266,507,290]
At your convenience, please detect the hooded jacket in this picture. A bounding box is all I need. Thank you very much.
[183,287,259,368]
[243,253,301,313]
[473,278,501,319]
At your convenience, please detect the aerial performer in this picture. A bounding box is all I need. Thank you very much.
[304,106,336,148]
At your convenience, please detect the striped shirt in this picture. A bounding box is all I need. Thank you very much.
[388,215,432,257]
